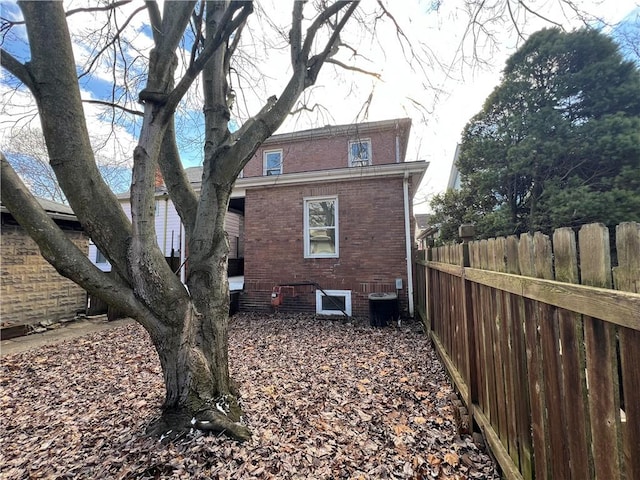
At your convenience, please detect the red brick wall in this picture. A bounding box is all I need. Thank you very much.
[242,126,406,177]
[241,175,418,317]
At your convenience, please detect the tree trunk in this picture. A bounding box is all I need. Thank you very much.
[142,198,251,442]
[145,303,250,442]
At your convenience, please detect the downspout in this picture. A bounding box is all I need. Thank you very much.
[403,171,415,317]
[395,121,400,163]
[162,195,169,255]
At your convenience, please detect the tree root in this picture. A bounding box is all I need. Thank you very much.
[192,409,251,441]
[146,406,252,443]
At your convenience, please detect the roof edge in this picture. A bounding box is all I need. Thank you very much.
[261,117,412,145]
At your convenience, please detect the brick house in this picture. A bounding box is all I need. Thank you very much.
[95,118,428,318]
[1,199,89,338]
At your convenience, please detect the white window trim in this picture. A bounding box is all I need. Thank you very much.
[316,289,352,316]
[263,149,283,176]
[304,196,339,259]
[348,138,372,167]
[89,242,112,272]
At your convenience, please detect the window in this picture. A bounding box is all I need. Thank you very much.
[264,150,283,175]
[304,197,338,258]
[95,248,107,264]
[348,139,371,166]
[316,290,352,316]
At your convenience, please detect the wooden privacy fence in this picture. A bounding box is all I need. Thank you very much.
[414,222,640,480]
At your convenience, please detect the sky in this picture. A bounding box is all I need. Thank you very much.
[1,0,639,211]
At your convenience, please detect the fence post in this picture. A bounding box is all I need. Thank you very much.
[425,245,434,333]
[459,224,478,409]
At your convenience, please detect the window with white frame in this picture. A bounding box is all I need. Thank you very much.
[348,139,371,166]
[304,196,338,258]
[263,149,283,175]
[316,289,352,316]
[95,248,107,264]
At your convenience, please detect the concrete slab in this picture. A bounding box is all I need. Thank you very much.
[0,316,133,356]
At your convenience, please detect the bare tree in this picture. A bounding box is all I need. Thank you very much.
[0,0,380,441]
[0,0,616,442]
[3,127,131,202]
[2,128,65,203]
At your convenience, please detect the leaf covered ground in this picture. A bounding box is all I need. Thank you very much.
[0,313,499,479]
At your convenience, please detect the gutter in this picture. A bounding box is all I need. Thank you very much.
[230,161,429,198]
[403,171,415,317]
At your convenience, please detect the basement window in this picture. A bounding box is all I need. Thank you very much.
[316,289,352,316]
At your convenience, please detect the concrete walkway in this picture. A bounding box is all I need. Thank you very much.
[0,316,133,356]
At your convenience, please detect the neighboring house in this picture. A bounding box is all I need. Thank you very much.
[1,198,89,338]
[88,173,245,282]
[416,144,461,249]
[92,118,428,318]
[415,213,436,250]
[446,144,462,191]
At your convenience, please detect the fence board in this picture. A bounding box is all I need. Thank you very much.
[461,268,639,329]
[489,239,512,455]
[519,234,550,480]
[468,242,486,413]
[552,227,592,480]
[504,236,533,478]
[579,224,623,480]
[462,242,478,409]
[615,222,640,480]
[480,240,501,431]
[535,233,571,479]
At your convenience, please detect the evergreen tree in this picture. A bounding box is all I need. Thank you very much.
[433,27,640,241]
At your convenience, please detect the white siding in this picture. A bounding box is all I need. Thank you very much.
[225,212,244,259]
[88,198,243,276]
[155,198,183,258]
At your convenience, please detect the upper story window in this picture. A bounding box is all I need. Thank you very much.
[304,196,338,258]
[264,149,283,175]
[348,139,371,167]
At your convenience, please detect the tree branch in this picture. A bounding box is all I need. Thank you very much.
[0,48,35,91]
[300,1,355,61]
[158,1,198,55]
[305,2,359,85]
[78,4,147,80]
[0,152,152,324]
[82,98,143,117]
[290,0,304,67]
[65,0,133,17]
[145,0,162,44]
[165,1,253,115]
[325,58,381,79]
[188,1,205,69]
[158,120,199,234]
[519,0,564,29]
[225,1,359,178]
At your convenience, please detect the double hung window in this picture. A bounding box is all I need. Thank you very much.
[348,139,371,166]
[264,150,283,175]
[304,197,338,258]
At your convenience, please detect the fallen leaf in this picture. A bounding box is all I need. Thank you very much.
[0,313,500,479]
[445,452,460,466]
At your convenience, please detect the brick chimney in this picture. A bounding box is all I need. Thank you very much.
[155,168,164,188]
